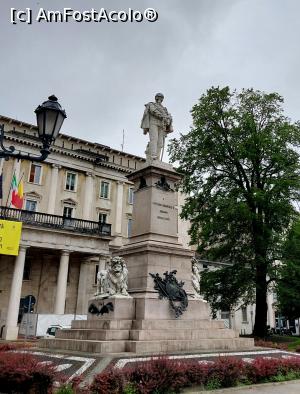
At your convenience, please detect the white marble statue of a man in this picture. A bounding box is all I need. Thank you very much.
[141,93,173,162]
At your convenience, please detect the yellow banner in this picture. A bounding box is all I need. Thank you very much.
[0,220,22,256]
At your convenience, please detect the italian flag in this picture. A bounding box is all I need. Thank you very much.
[11,174,24,209]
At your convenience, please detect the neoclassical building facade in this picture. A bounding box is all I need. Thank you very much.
[0,115,192,339]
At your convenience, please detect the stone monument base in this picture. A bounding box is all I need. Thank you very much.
[40,297,254,354]
[40,162,255,354]
[88,297,135,320]
[135,298,209,320]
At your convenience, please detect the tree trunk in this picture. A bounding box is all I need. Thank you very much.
[253,262,268,337]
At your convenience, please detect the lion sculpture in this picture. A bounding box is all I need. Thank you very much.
[95,256,130,298]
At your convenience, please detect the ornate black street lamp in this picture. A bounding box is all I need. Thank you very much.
[0,95,66,161]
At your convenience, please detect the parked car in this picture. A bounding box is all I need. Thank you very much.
[19,313,86,338]
[45,324,70,338]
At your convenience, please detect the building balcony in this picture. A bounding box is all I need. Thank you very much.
[0,206,111,237]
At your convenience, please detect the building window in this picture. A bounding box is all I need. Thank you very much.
[94,264,99,285]
[221,311,230,320]
[25,199,37,212]
[63,206,74,218]
[128,218,132,237]
[28,164,42,184]
[241,306,248,322]
[65,172,77,191]
[99,212,107,223]
[100,181,110,199]
[128,187,134,205]
[23,258,31,281]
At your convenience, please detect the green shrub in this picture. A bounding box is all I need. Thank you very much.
[123,383,138,394]
[205,377,222,390]
[56,384,74,394]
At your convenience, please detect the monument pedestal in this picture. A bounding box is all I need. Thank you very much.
[117,162,195,298]
[88,297,135,320]
[40,162,254,354]
[135,298,210,320]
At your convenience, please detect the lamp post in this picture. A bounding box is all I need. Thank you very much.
[0,95,66,161]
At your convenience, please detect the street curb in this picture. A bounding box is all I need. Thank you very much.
[182,379,300,393]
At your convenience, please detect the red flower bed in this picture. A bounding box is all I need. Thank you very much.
[0,351,58,393]
[122,357,190,394]
[255,339,289,351]
[206,357,244,387]
[246,357,300,383]
[0,342,33,352]
[90,356,300,394]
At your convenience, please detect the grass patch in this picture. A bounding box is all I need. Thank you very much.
[267,335,300,351]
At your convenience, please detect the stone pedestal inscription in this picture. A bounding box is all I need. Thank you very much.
[128,165,181,243]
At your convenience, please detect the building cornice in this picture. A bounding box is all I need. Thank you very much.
[1,119,143,174]
[0,114,145,162]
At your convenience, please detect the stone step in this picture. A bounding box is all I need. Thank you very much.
[127,338,254,353]
[131,319,225,330]
[40,336,254,355]
[39,338,127,353]
[129,328,238,341]
[71,319,225,331]
[71,320,132,330]
[57,329,130,341]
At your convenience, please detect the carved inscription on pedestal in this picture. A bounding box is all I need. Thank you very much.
[153,201,174,221]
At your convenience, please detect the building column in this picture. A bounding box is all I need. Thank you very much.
[47,164,60,214]
[54,250,70,314]
[83,172,94,220]
[76,255,100,314]
[3,246,28,340]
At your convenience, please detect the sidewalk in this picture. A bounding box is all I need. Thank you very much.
[183,379,300,393]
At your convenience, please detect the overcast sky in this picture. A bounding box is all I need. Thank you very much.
[1,0,300,158]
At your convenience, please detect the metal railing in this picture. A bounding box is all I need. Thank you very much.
[0,206,111,236]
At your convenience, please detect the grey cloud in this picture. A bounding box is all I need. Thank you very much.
[1,0,300,157]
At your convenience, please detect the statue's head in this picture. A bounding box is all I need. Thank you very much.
[110,256,125,276]
[155,93,164,104]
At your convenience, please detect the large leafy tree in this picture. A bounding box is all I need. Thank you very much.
[169,87,300,337]
[277,220,300,321]
[200,262,254,319]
